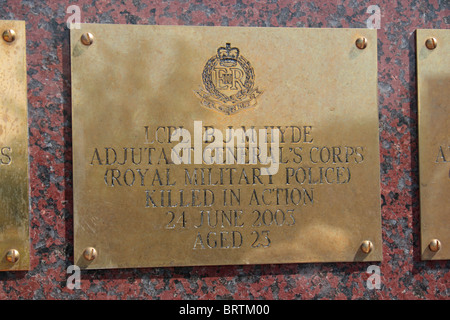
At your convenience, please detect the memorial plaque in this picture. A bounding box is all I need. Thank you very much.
[417,29,450,260]
[0,20,30,271]
[71,24,382,269]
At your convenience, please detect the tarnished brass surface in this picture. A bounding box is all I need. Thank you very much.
[0,20,29,271]
[417,29,450,260]
[71,24,381,269]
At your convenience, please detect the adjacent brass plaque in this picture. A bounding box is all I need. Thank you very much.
[71,24,382,269]
[0,20,30,271]
[417,29,450,260]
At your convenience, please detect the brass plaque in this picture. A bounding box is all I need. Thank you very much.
[417,29,450,260]
[0,20,30,271]
[71,24,382,269]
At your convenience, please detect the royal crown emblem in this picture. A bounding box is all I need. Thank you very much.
[195,43,262,115]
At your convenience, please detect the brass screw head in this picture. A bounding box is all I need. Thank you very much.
[81,32,94,46]
[355,37,367,50]
[429,239,441,252]
[6,249,20,263]
[83,247,98,261]
[2,29,16,43]
[360,240,373,254]
[425,37,437,50]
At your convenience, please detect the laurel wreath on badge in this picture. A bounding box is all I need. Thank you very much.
[195,43,262,115]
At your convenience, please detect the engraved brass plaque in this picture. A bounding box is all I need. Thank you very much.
[0,20,30,271]
[417,29,450,260]
[71,24,382,269]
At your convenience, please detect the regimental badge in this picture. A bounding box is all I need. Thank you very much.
[195,43,263,115]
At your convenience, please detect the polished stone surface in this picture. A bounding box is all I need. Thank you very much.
[0,0,449,299]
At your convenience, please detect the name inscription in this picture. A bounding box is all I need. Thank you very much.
[88,124,366,250]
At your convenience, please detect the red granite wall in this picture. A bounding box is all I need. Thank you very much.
[0,0,448,300]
